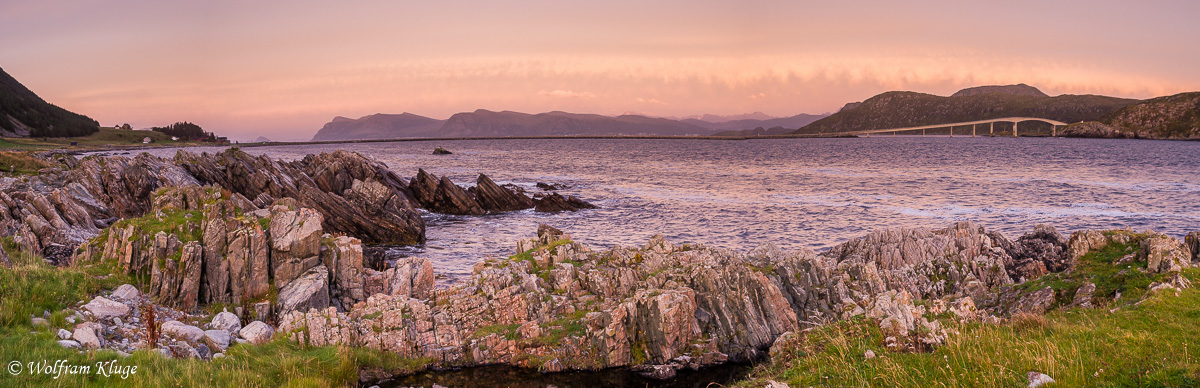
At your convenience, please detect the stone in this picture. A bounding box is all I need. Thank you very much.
[57,328,72,340]
[469,174,534,213]
[204,330,232,352]
[31,317,48,326]
[196,343,212,360]
[518,321,541,339]
[276,265,331,316]
[73,327,101,349]
[269,205,325,286]
[864,349,876,359]
[58,340,81,349]
[1141,235,1191,273]
[239,321,275,345]
[112,284,140,300]
[1186,232,1200,264]
[384,257,435,300]
[253,301,272,321]
[211,311,242,333]
[1070,283,1096,308]
[171,342,201,359]
[432,147,452,155]
[82,296,131,319]
[1011,287,1056,315]
[1027,371,1055,388]
[533,192,597,212]
[766,380,790,388]
[323,236,365,308]
[161,320,205,342]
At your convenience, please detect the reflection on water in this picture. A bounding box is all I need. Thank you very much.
[127,137,1200,284]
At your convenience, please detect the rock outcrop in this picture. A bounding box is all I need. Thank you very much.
[408,170,595,215]
[469,174,534,212]
[1187,232,1200,265]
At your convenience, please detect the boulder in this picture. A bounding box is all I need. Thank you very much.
[1002,225,1070,281]
[1011,287,1056,315]
[1069,283,1096,308]
[533,193,597,212]
[1027,371,1055,388]
[211,311,241,333]
[239,321,275,345]
[276,265,331,316]
[170,342,201,359]
[433,176,485,215]
[82,296,131,319]
[1141,234,1191,273]
[1187,232,1200,264]
[323,236,365,308]
[204,330,232,352]
[432,147,452,155]
[58,340,81,349]
[149,240,204,311]
[57,329,72,340]
[111,284,140,300]
[72,327,101,349]
[161,320,205,342]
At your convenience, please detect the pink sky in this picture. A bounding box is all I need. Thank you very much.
[3,0,1199,141]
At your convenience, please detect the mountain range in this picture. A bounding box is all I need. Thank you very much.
[310,110,830,141]
[0,67,98,137]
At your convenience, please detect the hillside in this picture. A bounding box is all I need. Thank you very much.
[0,67,98,138]
[794,85,1138,135]
[310,113,445,141]
[430,110,711,137]
[682,113,829,132]
[1062,92,1200,140]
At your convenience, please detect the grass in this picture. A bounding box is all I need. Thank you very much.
[0,151,54,175]
[739,245,1200,387]
[0,128,210,151]
[0,236,432,387]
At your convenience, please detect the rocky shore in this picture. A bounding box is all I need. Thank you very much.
[4,149,1197,383]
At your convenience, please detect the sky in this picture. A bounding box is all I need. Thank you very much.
[2,0,1199,141]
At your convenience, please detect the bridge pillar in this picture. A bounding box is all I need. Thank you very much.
[990,122,994,137]
[949,125,953,137]
[1013,121,1019,137]
[1052,125,1056,137]
[922,128,925,137]
[972,124,976,137]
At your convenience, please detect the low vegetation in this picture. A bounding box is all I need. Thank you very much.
[0,128,205,151]
[740,245,1200,387]
[0,151,53,175]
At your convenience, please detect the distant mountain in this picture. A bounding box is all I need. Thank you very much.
[794,85,1138,134]
[438,110,709,137]
[311,113,445,141]
[253,136,272,143]
[683,113,829,132]
[1062,92,1200,140]
[712,126,796,137]
[0,66,98,137]
[677,112,777,123]
[951,83,1048,98]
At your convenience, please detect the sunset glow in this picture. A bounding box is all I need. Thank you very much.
[3,0,1199,140]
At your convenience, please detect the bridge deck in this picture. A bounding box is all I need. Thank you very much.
[845,117,1070,135]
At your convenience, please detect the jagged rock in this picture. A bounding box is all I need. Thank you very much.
[1011,287,1056,315]
[435,176,485,215]
[57,329,72,340]
[252,302,271,322]
[82,296,131,319]
[1070,283,1096,308]
[171,342,201,359]
[149,240,203,311]
[269,204,323,286]
[469,174,533,213]
[239,321,275,345]
[536,182,565,191]
[432,147,452,155]
[1141,235,1191,273]
[1187,232,1200,264]
[765,381,790,388]
[384,257,435,300]
[196,343,213,360]
[162,320,205,342]
[226,216,271,303]
[323,235,365,308]
[211,311,241,333]
[204,330,231,352]
[111,284,140,300]
[0,245,9,268]
[73,326,101,349]
[276,265,331,316]
[533,193,597,212]
[999,225,1070,281]
[1027,371,1055,388]
[1067,230,1110,261]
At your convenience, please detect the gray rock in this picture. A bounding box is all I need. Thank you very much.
[384,257,434,300]
[161,320,205,342]
[269,205,324,286]
[31,317,48,326]
[58,340,81,349]
[170,342,201,359]
[239,321,275,345]
[73,327,101,349]
[864,349,876,359]
[1027,371,1055,388]
[196,343,212,360]
[57,328,72,340]
[276,265,330,316]
[204,330,232,352]
[1070,283,1096,308]
[211,311,241,333]
[1011,287,1056,315]
[82,296,131,319]
[253,301,271,321]
[112,284,141,300]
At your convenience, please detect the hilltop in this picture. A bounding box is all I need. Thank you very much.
[0,67,99,138]
[310,113,445,141]
[794,85,1138,135]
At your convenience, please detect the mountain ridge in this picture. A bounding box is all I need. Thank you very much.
[0,66,99,137]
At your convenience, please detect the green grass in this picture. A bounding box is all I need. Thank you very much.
[0,128,209,151]
[0,151,54,175]
[472,324,521,341]
[739,244,1200,387]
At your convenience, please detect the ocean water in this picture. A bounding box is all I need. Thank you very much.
[127,137,1200,283]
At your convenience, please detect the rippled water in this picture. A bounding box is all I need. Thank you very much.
[128,137,1200,283]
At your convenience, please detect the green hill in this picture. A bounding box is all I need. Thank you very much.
[794,85,1138,135]
[1061,92,1200,140]
[0,67,99,138]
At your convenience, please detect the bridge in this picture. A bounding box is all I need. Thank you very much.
[844,117,1071,137]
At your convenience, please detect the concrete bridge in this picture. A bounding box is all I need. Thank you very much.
[847,117,1071,137]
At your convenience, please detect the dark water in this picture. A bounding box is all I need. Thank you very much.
[128,137,1200,284]
[374,363,752,388]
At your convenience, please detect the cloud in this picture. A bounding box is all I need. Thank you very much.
[539,89,596,98]
[636,97,667,105]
